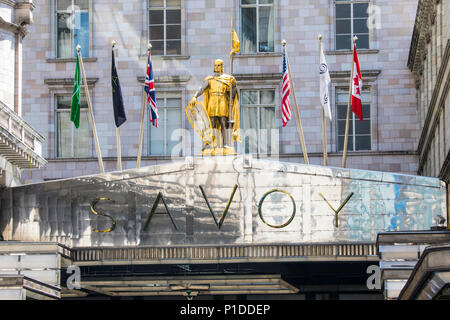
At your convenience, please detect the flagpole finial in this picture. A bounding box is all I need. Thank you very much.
[318,34,323,41]
[282,39,286,47]
[76,45,81,52]
[112,40,117,48]
[353,36,358,43]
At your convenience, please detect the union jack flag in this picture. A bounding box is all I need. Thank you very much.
[145,51,159,128]
[281,47,292,127]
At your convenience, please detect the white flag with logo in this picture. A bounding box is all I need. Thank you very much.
[319,46,332,120]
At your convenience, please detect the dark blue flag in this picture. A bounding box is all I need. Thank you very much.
[111,50,126,127]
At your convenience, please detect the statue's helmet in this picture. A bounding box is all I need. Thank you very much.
[214,59,224,74]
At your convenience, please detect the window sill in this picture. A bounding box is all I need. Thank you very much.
[326,49,379,55]
[46,58,98,63]
[234,52,282,58]
[140,55,190,60]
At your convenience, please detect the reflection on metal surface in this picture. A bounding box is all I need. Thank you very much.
[143,192,179,231]
[258,189,296,229]
[199,184,239,230]
[90,198,116,233]
[0,157,446,246]
[319,192,354,228]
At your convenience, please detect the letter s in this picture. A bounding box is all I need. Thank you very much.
[90,198,116,233]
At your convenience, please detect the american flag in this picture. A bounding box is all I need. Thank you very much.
[281,47,292,127]
[145,51,159,128]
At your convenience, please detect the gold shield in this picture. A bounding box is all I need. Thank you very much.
[185,101,214,145]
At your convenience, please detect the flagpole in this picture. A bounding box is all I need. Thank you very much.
[318,34,327,166]
[112,40,122,171]
[342,36,358,168]
[137,43,151,169]
[76,45,105,173]
[228,15,234,132]
[282,40,309,165]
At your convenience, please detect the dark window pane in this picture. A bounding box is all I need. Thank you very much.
[336,34,351,50]
[355,135,371,150]
[362,104,370,118]
[258,6,274,52]
[337,105,348,119]
[338,120,353,135]
[241,0,256,4]
[336,4,350,19]
[338,135,353,152]
[151,40,164,55]
[355,34,369,49]
[355,120,370,134]
[166,40,181,55]
[150,25,164,40]
[149,10,164,25]
[336,19,351,34]
[354,3,369,18]
[166,9,181,24]
[353,18,369,34]
[260,0,273,4]
[241,7,257,53]
[166,25,181,39]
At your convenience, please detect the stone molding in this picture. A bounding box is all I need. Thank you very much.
[417,40,450,175]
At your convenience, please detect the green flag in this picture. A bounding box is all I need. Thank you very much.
[71,55,81,128]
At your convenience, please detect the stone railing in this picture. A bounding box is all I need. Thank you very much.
[0,100,47,169]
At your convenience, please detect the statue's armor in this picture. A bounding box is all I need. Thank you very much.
[207,76,232,118]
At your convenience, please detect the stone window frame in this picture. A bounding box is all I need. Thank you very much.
[330,0,379,54]
[49,0,94,60]
[54,93,90,158]
[147,90,183,157]
[235,75,282,156]
[235,0,281,58]
[144,0,188,59]
[329,70,380,153]
[44,78,97,159]
[335,86,372,152]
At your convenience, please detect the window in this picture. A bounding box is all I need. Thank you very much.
[148,0,181,55]
[336,89,371,151]
[240,0,274,54]
[241,89,277,154]
[56,0,89,58]
[335,0,369,50]
[149,92,182,156]
[56,95,90,158]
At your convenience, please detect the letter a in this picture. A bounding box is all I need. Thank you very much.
[143,192,179,231]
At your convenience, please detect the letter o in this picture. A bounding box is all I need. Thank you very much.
[258,189,296,229]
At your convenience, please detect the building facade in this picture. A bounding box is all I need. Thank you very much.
[0,0,47,188]
[407,0,449,194]
[21,0,420,182]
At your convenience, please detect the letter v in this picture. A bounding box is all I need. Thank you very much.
[199,184,238,230]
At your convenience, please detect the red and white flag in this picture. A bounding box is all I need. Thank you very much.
[281,46,292,127]
[351,44,363,121]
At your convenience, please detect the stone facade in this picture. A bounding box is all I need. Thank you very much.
[0,0,47,187]
[21,0,421,182]
[408,0,449,184]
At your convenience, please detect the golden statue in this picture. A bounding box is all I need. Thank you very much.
[187,59,240,156]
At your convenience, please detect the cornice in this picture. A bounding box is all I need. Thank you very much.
[0,15,28,38]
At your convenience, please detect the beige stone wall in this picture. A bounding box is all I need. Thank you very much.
[22,0,421,182]
[411,0,449,182]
